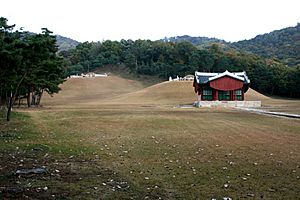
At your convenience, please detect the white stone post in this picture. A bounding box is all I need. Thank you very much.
[197,95,201,101]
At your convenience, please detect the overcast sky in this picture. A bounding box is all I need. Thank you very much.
[1,0,299,42]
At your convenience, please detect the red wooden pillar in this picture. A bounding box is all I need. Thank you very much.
[233,90,237,100]
[242,88,244,100]
[215,90,218,101]
[212,89,218,100]
[212,89,216,100]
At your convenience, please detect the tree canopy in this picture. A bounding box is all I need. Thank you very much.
[60,39,300,98]
[163,24,300,68]
[232,23,300,67]
[0,17,66,121]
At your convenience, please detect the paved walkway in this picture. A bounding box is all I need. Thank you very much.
[176,104,300,119]
[236,107,300,119]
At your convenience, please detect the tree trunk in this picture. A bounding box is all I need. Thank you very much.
[27,86,31,107]
[36,90,43,106]
[6,88,13,122]
[31,91,36,106]
[6,73,27,121]
[6,96,13,121]
[6,92,9,106]
[18,98,21,108]
[135,58,138,70]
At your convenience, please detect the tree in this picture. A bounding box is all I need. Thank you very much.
[189,50,214,72]
[19,29,65,107]
[174,41,197,64]
[0,17,66,121]
[0,17,24,121]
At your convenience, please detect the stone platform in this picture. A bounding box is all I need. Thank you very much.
[194,101,261,108]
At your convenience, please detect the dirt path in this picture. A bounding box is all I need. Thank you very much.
[23,110,54,142]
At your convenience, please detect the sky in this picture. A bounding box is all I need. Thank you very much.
[1,0,299,42]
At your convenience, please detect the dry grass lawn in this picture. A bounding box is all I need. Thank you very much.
[1,76,300,199]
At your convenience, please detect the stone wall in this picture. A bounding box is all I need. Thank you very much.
[194,101,261,108]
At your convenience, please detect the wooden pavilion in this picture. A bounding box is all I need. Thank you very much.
[193,70,250,101]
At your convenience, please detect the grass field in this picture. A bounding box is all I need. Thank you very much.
[1,75,300,199]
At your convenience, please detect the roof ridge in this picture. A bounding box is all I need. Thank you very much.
[195,70,250,84]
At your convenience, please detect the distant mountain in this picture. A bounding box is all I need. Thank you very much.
[161,35,228,48]
[55,35,80,52]
[56,23,300,66]
[232,23,300,67]
[163,24,300,67]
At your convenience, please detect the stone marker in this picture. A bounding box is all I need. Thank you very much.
[16,168,47,175]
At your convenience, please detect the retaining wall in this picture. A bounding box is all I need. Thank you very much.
[194,101,261,108]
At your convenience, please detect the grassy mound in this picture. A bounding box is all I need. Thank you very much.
[105,81,196,105]
[44,76,272,105]
[42,76,144,106]
[42,75,300,114]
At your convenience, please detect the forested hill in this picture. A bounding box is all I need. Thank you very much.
[56,23,300,66]
[56,35,80,52]
[51,24,299,98]
[166,24,300,67]
[232,23,300,67]
[161,35,227,48]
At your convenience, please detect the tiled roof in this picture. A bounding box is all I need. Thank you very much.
[195,70,250,84]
